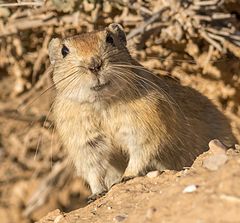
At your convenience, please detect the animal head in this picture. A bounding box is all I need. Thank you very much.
[49,23,136,104]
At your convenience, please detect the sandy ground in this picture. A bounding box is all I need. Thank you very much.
[38,142,240,223]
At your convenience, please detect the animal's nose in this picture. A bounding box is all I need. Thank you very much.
[88,57,102,74]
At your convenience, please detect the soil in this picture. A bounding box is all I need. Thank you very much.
[38,146,240,223]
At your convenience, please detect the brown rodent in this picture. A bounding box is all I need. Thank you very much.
[48,23,236,196]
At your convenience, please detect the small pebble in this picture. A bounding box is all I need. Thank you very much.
[235,144,240,151]
[147,170,161,178]
[208,139,227,154]
[203,153,228,171]
[183,184,197,193]
[54,215,63,223]
[114,215,127,222]
[107,206,112,210]
[145,207,157,219]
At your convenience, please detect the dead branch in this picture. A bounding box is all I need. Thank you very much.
[23,160,69,217]
[0,2,44,7]
[0,109,52,126]
[126,6,170,40]
[0,11,88,37]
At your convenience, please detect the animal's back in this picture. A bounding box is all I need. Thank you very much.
[150,76,236,169]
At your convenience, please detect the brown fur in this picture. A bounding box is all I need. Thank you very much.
[49,23,236,196]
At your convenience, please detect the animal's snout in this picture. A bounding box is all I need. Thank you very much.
[88,57,102,74]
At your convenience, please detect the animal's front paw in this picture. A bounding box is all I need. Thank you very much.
[121,168,139,183]
[87,191,107,204]
[121,175,135,183]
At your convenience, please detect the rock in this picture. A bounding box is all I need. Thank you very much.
[114,215,127,222]
[235,144,240,151]
[147,170,161,178]
[203,153,228,171]
[208,139,227,154]
[54,215,64,223]
[203,139,228,171]
[36,209,65,223]
[145,207,157,219]
[182,184,197,193]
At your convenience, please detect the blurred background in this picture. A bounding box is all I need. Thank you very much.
[0,0,240,222]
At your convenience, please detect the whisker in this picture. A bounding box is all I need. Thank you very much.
[34,134,42,161]
[50,124,55,169]
[111,63,188,121]
[112,64,173,102]
[112,67,149,98]
[18,68,80,112]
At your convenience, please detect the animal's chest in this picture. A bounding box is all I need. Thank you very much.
[57,101,150,151]
[103,107,141,150]
[55,102,104,147]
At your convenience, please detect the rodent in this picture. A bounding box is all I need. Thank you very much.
[48,23,236,197]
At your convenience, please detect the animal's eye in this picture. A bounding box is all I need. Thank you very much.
[61,45,69,58]
[106,34,115,46]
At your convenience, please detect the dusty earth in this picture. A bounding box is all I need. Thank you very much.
[38,142,240,223]
[1,1,240,223]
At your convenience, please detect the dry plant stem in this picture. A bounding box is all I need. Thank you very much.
[126,6,170,40]
[0,2,44,7]
[32,27,53,84]
[202,45,214,73]
[0,110,52,125]
[199,30,223,51]
[224,41,240,57]
[17,66,53,112]
[23,160,69,217]
[125,0,240,54]
[193,0,223,6]
[0,11,85,37]
[205,28,240,41]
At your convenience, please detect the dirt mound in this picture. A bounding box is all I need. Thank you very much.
[38,141,240,223]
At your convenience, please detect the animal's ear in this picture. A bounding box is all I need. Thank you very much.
[107,23,126,46]
[48,38,61,65]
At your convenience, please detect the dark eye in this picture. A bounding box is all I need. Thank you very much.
[106,34,115,46]
[61,44,69,58]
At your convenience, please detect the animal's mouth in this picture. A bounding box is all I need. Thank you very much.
[91,81,110,91]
